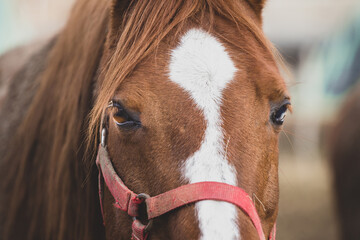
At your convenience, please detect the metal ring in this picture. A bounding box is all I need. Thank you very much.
[100,101,115,148]
[133,193,153,232]
[136,193,150,201]
[101,128,106,147]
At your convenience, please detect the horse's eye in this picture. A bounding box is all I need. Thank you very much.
[271,102,290,126]
[111,102,141,129]
[113,110,129,125]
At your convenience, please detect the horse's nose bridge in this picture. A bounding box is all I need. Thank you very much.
[167,28,242,239]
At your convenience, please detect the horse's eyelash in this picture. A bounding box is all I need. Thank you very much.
[110,100,124,110]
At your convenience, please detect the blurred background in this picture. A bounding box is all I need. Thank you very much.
[263,0,360,239]
[1,0,360,239]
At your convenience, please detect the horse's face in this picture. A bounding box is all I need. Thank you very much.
[100,2,289,240]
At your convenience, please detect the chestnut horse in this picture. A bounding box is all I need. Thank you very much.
[0,0,290,239]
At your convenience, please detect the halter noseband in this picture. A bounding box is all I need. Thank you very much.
[96,128,276,240]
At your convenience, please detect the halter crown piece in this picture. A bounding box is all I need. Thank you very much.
[96,127,276,240]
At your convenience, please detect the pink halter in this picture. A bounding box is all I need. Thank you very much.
[96,129,276,240]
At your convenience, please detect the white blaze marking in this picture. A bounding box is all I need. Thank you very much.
[169,29,239,239]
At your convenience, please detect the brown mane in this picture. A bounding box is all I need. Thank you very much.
[3,0,108,239]
[3,0,278,239]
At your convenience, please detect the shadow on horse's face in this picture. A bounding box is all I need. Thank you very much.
[98,2,290,240]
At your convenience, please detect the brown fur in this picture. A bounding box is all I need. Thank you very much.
[0,38,56,239]
[1,0,108,239]
[1,0,288,239]
[330,84,360,240]
[0,40,50,110]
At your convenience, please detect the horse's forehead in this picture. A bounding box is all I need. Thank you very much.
[169,28,236,109]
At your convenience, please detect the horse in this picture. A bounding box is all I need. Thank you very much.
[329,83,360,240]
[0,0,290,239]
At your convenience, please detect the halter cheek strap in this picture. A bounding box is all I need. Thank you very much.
[96,130,276,240]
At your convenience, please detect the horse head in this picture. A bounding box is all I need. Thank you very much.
[90,0,290,239]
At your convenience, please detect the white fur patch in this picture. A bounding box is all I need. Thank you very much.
[169,29,239,239]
